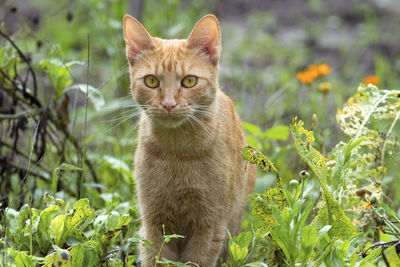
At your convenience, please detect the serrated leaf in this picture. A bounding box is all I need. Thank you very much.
[290,117,355,239]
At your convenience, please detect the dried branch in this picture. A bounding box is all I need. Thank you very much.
[0,29,38,96]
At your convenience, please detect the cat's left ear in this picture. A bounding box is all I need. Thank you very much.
[187,14,221,65]
[123,15,154,64]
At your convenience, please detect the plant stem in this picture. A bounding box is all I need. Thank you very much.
[78,33,90,199]
[28,195,33,255]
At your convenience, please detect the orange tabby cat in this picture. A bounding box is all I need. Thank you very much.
[123,14,256,266]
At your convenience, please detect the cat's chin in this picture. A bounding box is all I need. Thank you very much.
[152,116,188,128]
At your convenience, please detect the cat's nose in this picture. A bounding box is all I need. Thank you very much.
[161,101,177,112]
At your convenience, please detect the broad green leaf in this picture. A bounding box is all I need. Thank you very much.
[246,135,260,149]
[40,59,73,100]
[42,245,72,267]
[70,244,85,266]
[50,215,70,246]
[235,231,253,249]
[300,225,317,260]
[17,204,30,229]
[38,205,60,248]
[71,199,94,229]
[230,243,242,262]
[270,226,295,261]
[5,208,19,233]
[262,125,289,141]
[242,122,262,136]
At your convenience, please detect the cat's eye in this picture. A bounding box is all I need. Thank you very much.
[144,75,160,88]
[181,75,198,88]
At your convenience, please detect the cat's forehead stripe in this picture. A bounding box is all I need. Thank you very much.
[153,40,188,75]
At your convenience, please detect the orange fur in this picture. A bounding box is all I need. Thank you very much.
[123,14,256,266]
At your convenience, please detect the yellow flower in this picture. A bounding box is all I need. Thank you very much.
[317,82,332,93]
[363,75,380,85]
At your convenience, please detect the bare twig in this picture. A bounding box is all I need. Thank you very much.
[0,29,38,96]
[0,108,44,119]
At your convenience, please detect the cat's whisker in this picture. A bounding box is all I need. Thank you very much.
[101,111,143,134]
[121,122,140,143]
[188,114,213,136]
[192,107,226,120]
[102,104,150,112]
[97,63,129,92]
[100,110,142,123]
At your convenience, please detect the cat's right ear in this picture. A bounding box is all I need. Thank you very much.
[123,15,154,64]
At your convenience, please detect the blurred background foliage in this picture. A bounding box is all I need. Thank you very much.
[1,0,400,265]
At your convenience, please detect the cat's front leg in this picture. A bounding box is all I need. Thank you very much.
[139,223,179,267]
[180,224,226,267]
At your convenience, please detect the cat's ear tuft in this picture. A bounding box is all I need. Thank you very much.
[123,14,154,64]
[187,14,221,65]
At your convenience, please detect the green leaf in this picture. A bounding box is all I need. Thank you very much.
[270,225,295,261]
[262,125,289,141]
[331,137,367,189]
[5,208,19,234]
[251,188,287,232]
[164,234,185,243]
[300,225,317,261]
[70,244,85,266]
[245,263,269,267]
[50,199,93,247]
[17,204,30,229]
[242,122,261,136]
[290,117,356,239]
[235,231,253,249]
[40,59,75,101]
[42,245,72,267]
[38,205,60,249]
[64,84,105,110]
[355,247,382,267]
[242,146,281,185]
[102,156,132,178]
[246,135,260,149]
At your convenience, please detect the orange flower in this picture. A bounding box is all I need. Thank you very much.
[363,75,380,85]
[361,202,372,210]
[297,70,318,84]
[297,63,332,84]
[317,63,332,76]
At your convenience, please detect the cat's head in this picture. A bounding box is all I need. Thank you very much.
[123,14,221,128]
